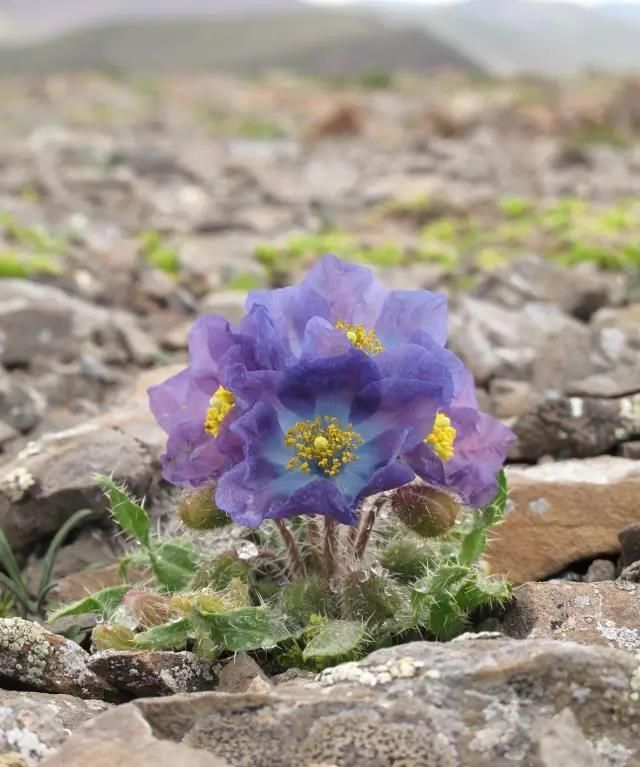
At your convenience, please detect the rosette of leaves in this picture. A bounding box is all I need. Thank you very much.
[49,473,510,671]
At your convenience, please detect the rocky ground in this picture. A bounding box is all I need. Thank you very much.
[0,72,639,766]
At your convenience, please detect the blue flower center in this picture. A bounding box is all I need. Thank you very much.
[284,416,364,477]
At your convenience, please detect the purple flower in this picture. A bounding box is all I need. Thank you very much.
[403,371,516,507]
[247,254,448,360]
[148,306,287,488]
[215,345,458,527]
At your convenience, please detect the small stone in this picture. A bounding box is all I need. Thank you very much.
[619,523,640,568]
[217,653,272,694]
[619,441,640,459]
[585,559,616,583]
[488,378,533,419]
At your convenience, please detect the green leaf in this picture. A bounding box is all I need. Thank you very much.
[427,596,466,641]
[459,471,507,566]
[302,620,366,662]
[48,585,130,622]
[280,576,330,626]
[95,475,150,547]
[455,574,512,614]
[134,617,192,651]
[150,540,197,592]
[36,509,93,610]
[0,528,31,607]
[192,605,285,652]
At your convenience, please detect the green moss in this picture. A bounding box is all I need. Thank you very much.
[223,272,264,291]
[139,230,180,274]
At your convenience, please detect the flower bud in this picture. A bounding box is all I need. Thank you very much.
[391,484,461,538]
[177,486,231,530]
[92,623,136,651]
[123,590,174,628]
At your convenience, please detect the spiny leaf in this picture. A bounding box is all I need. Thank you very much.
[95,475,150,547]
[192,605,287,652]
[150,540,198,592]
[134,617,192,651]
[48,585,130,622]
[302,619,367,662]
[459,471,508,566]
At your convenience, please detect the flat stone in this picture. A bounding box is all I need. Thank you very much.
[566,365,640,398]
[0,690,110,765]
[0,618,121,702]
[87,650,217,698]
[487,458,640,583]
[44,637,640,767]
[620,441,640,459]
[500,581,640,651]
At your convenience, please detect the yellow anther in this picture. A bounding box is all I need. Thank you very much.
[204,385,235,438]
[284,415,364,477]
[425,412,456,462]
[336,320,383,356]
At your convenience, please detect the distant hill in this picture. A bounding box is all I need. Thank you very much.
[0,10,480,76]
[370,0,640,75]
[0,0,307,41]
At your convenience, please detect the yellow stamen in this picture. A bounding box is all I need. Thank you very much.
[425,412,456,462]
[285,415,364,477]
[204,385,235,438]
[336,320,383,355]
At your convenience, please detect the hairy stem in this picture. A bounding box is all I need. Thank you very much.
[323,518,339,578]
[306,515,323,569]
[275,520,304,578]
[353,502,379,560]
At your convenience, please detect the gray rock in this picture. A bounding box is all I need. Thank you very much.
[0,373,45,434]
[620,441,640,460]
[488,378,533,419]
[585,559,616,583]
[0,366,174,552]
[511,392,640,460]
[43,638,640,767]
[619,524,640,569]
[567,365,640,398]
[87,650,217,698]
[216,653,272,695]
[0,618,121,702]
[0,690,110,766]
[199,291,248,325]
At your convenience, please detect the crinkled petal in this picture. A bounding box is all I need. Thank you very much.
[376,289,448,348]
[301,316,352,361]
[161,422,232,488]
[148,368,212,434]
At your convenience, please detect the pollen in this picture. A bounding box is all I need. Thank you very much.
[335,320,383,355]
[205,385,235,438]
[285,415,364,477]
[425,412,456,462]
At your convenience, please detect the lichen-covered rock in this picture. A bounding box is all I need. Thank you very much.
[500,581,640,651]
[0,619,121,702]
[487,457,640,583]
[42,638,640,767]
[0,690,110,765]
[87,650,217,698]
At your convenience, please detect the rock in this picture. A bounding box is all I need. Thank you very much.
[45,637,640,766]
[535,708,604,767]
[87,651,217,698]
[0,420,18,448]
[111,313,160,367]
[487,458,640,583]
[0,372,45,434]
[0,690,110,765]
[620,562,640,584]
[216,653,272,694]
[311,103,364,139]
[449,298,593,389]
[198,291,248,325]
[566,365,640,398]
[500,581,640,651]
[0,618,121,702]
[40,705,226,767]
[619,524,640,569]
[620,441,640,460]
[511,393,640,460]
[0,366,176,552]
[585,559,616,583]
[488,378,533,419]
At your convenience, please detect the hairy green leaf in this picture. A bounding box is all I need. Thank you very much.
[134,617,192,651]
[150,540,197,592]
[48,585,130,622]
[302,619,366,662]
[95,475,150,547]
[192,605,286,652]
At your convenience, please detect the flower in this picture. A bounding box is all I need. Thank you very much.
[215,345,459,527]
[148,305,287,487]
[247,253,448,360]
[403,370,516,507]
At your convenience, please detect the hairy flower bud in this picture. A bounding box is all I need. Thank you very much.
[123,590,174,628]
[177,486,232,531]
[92,623,137,651]
[391,484,461,538]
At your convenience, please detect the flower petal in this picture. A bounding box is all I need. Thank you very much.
[376,289,448,347]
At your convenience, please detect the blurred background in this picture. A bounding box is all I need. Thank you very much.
[1,0,639,497]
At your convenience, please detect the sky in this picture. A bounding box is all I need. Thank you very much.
[312,0,640,5]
